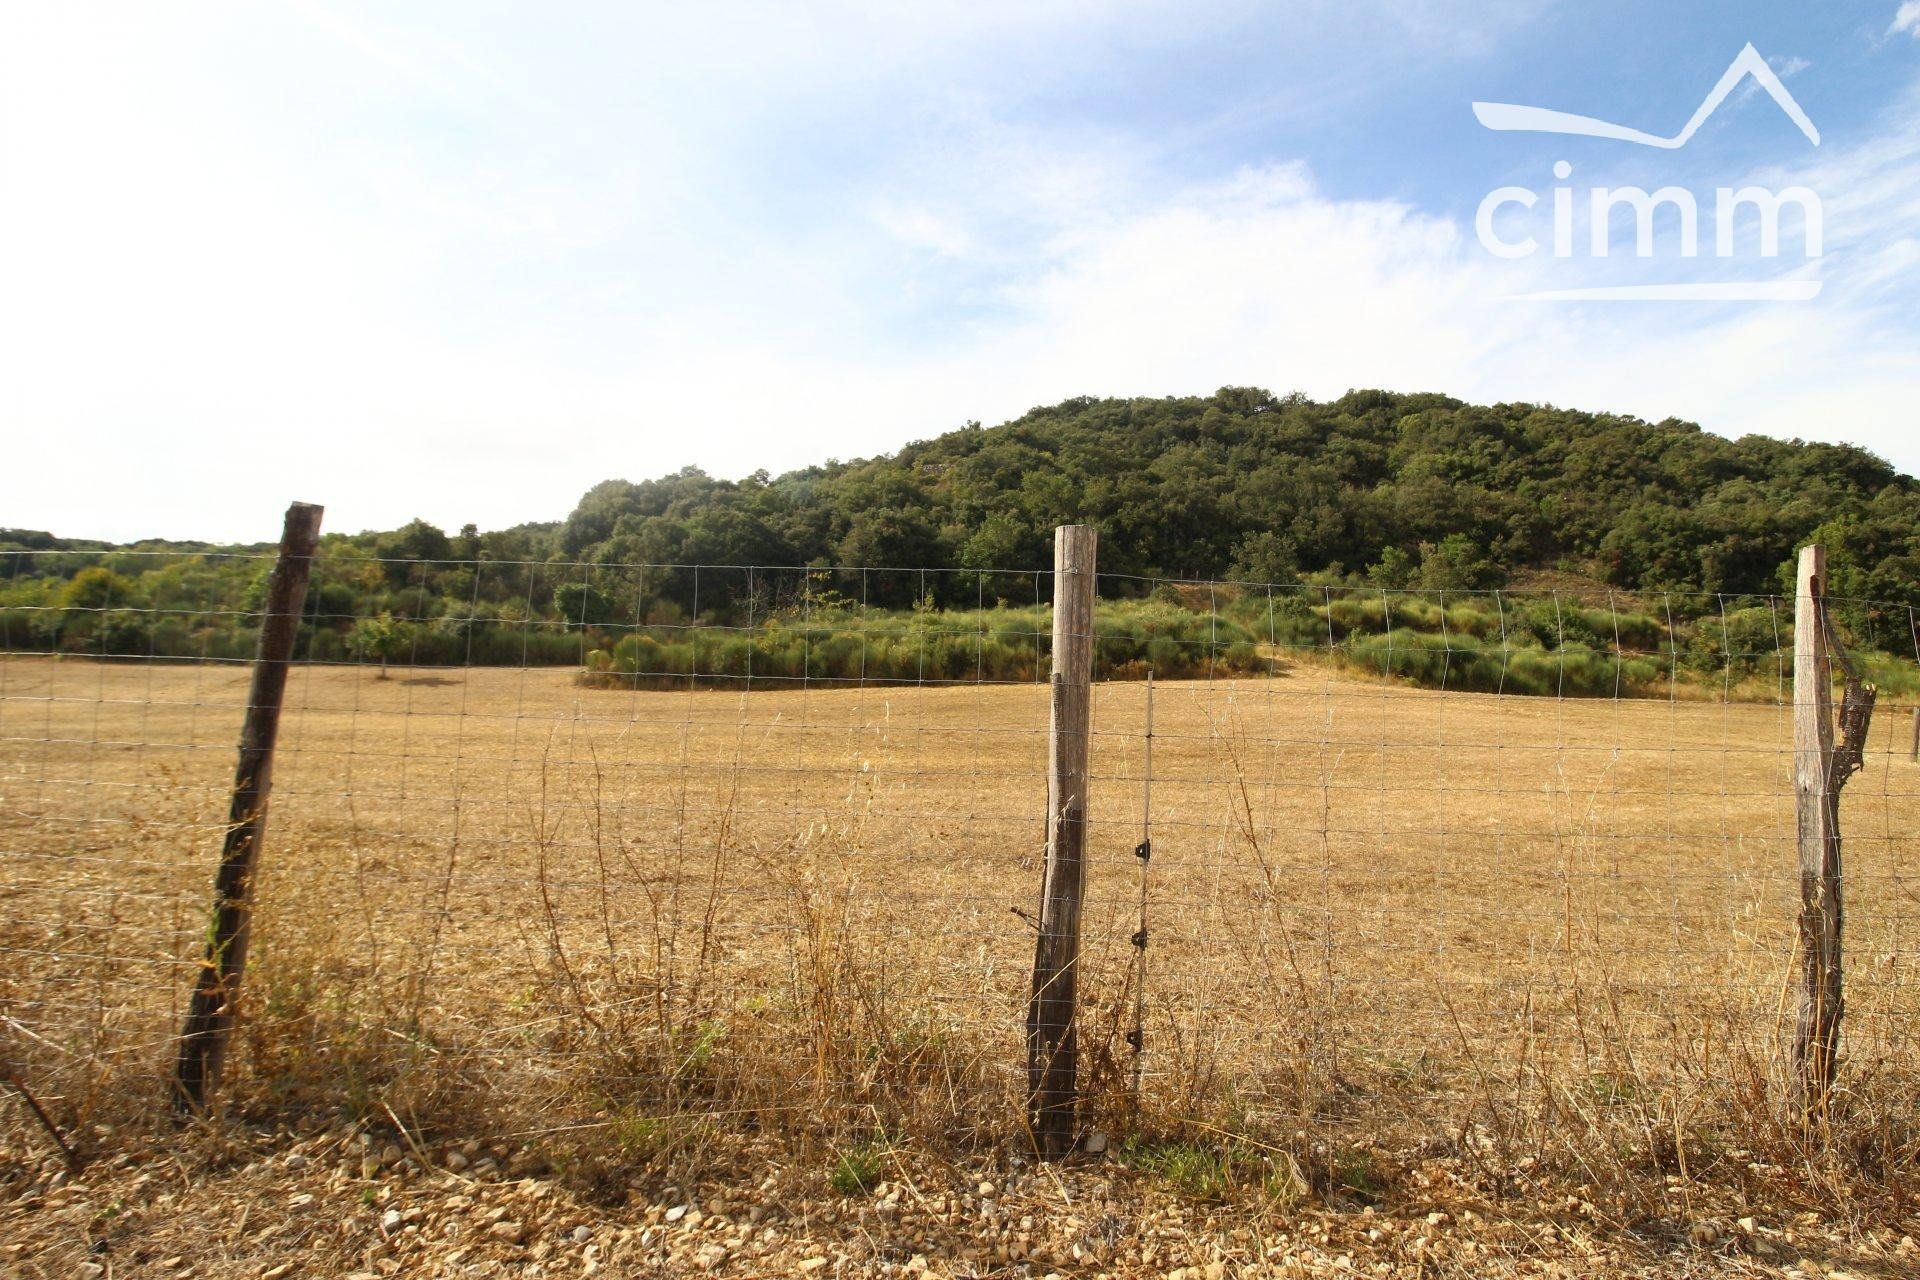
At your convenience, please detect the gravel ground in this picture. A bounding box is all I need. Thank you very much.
[3,1121,1916,1279]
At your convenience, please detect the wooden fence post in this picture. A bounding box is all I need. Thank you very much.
[173,501,323,1113]
[1910,705,1917,763]
[1027,524,1096,1158]
[1791,544,1842,1119]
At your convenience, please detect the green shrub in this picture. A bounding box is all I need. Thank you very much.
[829,1141,888,1195]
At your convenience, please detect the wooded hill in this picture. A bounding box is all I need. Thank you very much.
[553,387,1919,607]
[5,388,1918,695]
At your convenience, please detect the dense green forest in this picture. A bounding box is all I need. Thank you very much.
[4,388,1918,695]
[543,386,1920,606]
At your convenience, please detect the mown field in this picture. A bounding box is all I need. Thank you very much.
[3,656,1919,1256]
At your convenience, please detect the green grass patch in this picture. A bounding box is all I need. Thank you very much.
[829,1139,891,1196]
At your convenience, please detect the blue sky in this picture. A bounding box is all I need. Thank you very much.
[4,1,1919,541]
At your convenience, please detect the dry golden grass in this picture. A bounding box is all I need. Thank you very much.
[3,655,1918,1216]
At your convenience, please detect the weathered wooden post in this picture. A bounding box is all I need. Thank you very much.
[1027,524,1096,1158]
[1910,705,1918,763]
[1791,544,1843,1119]
[174,501,323,1113]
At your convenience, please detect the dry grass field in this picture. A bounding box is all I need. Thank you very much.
[3,654,1919,1275]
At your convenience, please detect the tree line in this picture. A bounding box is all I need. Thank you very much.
[4,387,1916,692]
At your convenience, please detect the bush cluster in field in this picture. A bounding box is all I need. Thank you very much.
[578,599,1274,687]
[5,548,1917,699]
[571,589,1920,698]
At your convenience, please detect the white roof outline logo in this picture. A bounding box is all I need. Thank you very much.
[1473,43,1819,148]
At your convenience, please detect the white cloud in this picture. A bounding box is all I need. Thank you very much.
[870,204,976,258]
[1892,2,1920,38]
[2,1,1917,544]
[946,157,1920,481]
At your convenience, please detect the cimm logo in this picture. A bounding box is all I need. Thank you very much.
[1472,44,1823,301]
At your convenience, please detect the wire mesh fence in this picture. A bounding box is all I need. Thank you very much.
[3,539,1918,1182]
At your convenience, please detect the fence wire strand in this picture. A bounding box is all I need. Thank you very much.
[2,548,1917,1162]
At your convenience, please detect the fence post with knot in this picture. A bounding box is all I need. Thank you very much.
[1790,544,1875,1124]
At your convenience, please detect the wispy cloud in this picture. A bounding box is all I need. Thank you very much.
[947,102,1920,476]
[1892,2,1920,38]
[1,2,1917,541]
